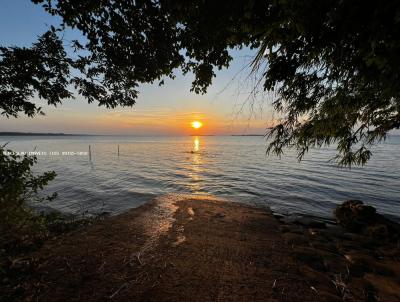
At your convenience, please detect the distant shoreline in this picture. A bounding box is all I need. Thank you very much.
[0,132,90,136]
[0,132,265,137]
[230,134,264,137]
[1,132,398,137]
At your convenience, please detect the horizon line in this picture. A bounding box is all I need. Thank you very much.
[0,131,268,137]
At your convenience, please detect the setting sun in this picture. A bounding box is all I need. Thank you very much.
[191,121,203,129]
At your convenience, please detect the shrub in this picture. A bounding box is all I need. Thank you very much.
[0,146,56,268]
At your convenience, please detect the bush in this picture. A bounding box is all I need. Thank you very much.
[0,146,56,268]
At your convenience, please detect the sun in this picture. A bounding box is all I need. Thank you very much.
[191,121,203,129]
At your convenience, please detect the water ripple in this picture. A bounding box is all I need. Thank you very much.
[2,135,399,220]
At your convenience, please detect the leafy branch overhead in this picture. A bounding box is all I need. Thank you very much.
[0,27,138,118]
[1,0,399,166]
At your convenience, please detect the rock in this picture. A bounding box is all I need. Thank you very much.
[279,225,291,233]
[278,223,304,234]
[283,233,309,246]
[297,217,326,229]
[282,215,327,229]
[320,225,347,238]
[341,232,369,242]
[334,200,400,242]
[366,224,389,239]
[281,215,298,224]
[273,213,284,220]
[308,228,319,236]
[294,247,326,271]
[334,200,376,232]
[309,238,338,254]
[99,211,111,217]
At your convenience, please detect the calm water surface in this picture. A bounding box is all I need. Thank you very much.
[2,135,399,220]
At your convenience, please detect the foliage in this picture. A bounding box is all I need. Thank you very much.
[254,0,400,166]
[0,146,56,261]
[0,26,137,118]
[1,1,400,165]
[0,30,71,117]
[0,147,107,300]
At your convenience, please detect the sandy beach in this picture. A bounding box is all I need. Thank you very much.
[6,195,400,302]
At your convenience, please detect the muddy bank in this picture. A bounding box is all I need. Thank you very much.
[3,195,400,301]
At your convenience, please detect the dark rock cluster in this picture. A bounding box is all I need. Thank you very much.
[275,200,400,301]
[334,200,400,242]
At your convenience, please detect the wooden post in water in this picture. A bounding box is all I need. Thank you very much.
[118,145,120,157]
[89,145,92,161]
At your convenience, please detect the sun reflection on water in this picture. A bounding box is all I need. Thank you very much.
[193,137,200,152]
[189,136,203,193]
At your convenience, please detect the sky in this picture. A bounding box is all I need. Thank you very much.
[0,0,278,136]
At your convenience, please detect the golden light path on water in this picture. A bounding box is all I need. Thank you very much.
[189,136,202,193]
[194,137,200,152]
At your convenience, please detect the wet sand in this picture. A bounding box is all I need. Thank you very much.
[17,195,400,301]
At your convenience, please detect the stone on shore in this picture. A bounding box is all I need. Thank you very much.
[334,200,400,242]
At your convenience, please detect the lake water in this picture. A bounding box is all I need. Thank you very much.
[1,135,400,220]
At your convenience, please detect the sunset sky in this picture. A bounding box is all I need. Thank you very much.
[0,1,276,135]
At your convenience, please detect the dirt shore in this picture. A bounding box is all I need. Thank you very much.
[8,195,400,301]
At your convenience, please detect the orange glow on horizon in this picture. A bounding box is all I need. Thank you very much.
[191,121,203,129]
[89,109,270,135]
